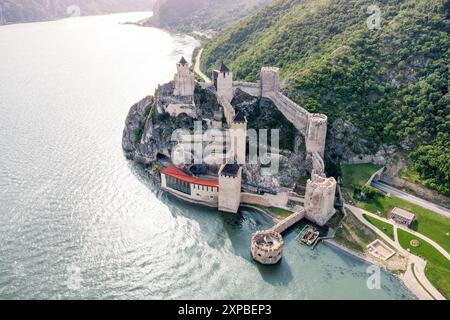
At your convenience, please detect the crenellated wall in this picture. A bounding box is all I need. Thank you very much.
[233,81,260,96]
[226,68,327,160]
[271,209,305,234]
[260,67,280,95]
[251,230,284,265]
[232,67,328,157]
[218,95,236,125]
[266,92,310,136]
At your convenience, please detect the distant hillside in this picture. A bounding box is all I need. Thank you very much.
[146,0,269,32]
[201,0,449,194]
[0,0,154,25]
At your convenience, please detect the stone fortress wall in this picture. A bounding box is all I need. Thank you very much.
[159,58,338,264]
[271,209,306,234]
[218,95,236,125]
[233,81,261,97]
[209,64,336,227]
[233,67,327,157]
[250,209,305,265]
[229,66,338,264]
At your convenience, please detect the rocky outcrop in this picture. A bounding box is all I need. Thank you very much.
[122,95,154,155]
[123,88,199,165]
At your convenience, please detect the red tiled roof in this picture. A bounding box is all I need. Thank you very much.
[161,166,219,188]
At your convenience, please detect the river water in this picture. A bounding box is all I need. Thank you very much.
[0,12,414,300]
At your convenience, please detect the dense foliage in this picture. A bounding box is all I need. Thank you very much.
[202,0,449,194]
[148,0,268,32]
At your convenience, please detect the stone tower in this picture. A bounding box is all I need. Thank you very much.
[304,174,337,226]
[306,114,327,158]
[230,112,247,165]
[260,67,280,96]
[173,57,195,97]
[213,63,234,102]
[218,164,242,213]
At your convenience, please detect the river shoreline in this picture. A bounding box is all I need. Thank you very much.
[144,162,420,299]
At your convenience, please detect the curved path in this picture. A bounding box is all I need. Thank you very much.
[193,48,211,83]
[372,181,450,218]
[346,204,446,300]
[362,209,449,259]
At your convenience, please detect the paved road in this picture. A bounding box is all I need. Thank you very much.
[193,48,211,83]
[346,205,446,300]
[372,181,450,218]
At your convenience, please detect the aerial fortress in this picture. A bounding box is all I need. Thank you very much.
[137,57,338,264]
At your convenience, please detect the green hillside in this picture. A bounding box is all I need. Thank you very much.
[201,0,449,194]
[147,0,269,32]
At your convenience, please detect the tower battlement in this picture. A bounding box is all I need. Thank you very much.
[218,164,242,213]
[260,67,280,96]
[173,56,195,97]
[304,174,337,226]
[213,63,234,102]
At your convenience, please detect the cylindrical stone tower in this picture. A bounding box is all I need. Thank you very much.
[251,230,284,265]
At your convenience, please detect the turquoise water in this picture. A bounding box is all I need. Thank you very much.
[0,12,414,300]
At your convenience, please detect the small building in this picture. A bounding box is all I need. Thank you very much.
[160,166,219,207]
[160,165,243,214]
[367,239,396,261]
[390,207,415,227]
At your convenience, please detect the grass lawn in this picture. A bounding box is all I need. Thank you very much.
[341,163,381,189]
[363,214,395,240]
[334,209,378,253]
[267,207,294,219]
[397,229,450,299]
[358,195,450,252]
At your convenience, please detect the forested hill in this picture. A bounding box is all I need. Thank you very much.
[201,0,450,195]
[0,0,154,25]
[147,0,269,32]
